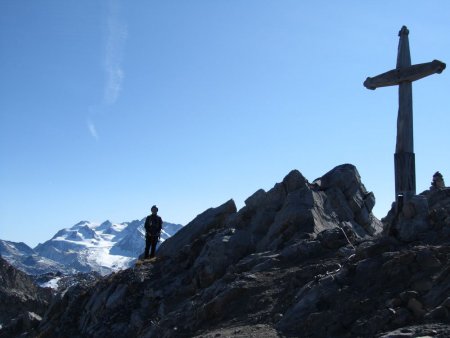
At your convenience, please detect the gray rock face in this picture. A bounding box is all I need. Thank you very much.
[11,164,450,338]
[315,164,382,235]
[383,187,450,242]
[158,199,237,258]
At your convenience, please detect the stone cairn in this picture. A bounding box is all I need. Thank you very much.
[431,171,446,191]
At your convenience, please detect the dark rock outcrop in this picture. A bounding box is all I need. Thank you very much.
[0,256,52,336]
[9,164,450,337]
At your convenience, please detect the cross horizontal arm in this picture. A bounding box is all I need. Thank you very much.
[364,59,446,90]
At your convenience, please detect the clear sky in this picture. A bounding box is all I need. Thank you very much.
[1,1,449,248]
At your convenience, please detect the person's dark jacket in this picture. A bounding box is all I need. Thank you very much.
[144,214,162,236]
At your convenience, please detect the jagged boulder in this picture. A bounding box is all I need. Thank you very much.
[314,164,382,235]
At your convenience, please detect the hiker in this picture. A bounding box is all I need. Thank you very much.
[144,205,163,259]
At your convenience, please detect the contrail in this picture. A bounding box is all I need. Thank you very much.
[104,0,127,105]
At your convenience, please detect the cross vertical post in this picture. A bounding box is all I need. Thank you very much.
[395,27,415,202]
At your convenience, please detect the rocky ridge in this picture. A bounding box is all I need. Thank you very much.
[3,164,450,337]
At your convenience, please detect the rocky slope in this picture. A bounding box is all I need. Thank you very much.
[4,164,450,337]
[0,256,52,336]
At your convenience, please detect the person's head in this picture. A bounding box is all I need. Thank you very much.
[151,205,158,215]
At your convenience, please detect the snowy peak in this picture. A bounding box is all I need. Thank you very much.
[2,218,183,276]
[73,220,91,227]
[99,219,112,227]
[0,240,34,257]
[96,220,113,231]
[33,218,183,275]
[65,225,99,242]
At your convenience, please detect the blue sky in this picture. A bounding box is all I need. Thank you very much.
[1,1,449,247]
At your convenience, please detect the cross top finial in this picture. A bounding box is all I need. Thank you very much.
[399,26,409,37]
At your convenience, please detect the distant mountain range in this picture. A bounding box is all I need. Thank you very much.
[0,218,183,276]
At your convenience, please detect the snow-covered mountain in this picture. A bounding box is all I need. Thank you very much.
[1,219,183,276]
[0,240,69,275]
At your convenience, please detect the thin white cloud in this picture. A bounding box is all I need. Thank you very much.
[86,1,126,140]
[104,0,127,105]
[87,119,99,140]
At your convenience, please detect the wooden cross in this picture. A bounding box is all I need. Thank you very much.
[364,26,446,204]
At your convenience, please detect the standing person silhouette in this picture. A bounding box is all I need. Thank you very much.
[144,205,163,259]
